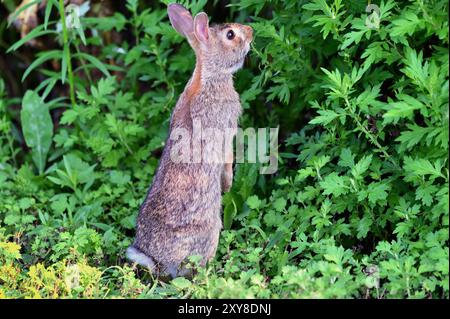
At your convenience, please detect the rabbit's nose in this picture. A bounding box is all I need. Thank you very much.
[243,25,253,41]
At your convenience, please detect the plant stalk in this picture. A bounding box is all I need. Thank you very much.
[58,0,76,107]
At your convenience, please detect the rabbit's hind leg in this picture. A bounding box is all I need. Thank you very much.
[203,227,221,261]
[160,258,195,279]
[161,263,192,279]
[157,231,210,278]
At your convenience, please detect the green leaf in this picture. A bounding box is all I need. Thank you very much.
[319,173,349,197]
[401,49,429,90]
[73,53,111,77]
[393,221,410,238]
[7,26,57,53]
[273,197,287,212]
[340,30,366,50]
[404,157,445,179]
[110,170,130,185]
[309,109,341,125]
[76,25,87,46]
[20,90,53,175]
[383,94,425,125]
[171,277,192,290]
[351,155,372,178]
[93,77,116,100]
[416,183,437,206]
[223,195,237,230]
[367,182,390,205]
[83,13,127,32]
[357,216,372,239]
[338,148,355,168]
[324,246,345,264]
[396,125,433,150]
[44,0,56,30]
[22,50,62,82]
[390,12,422,37]
[246,195,261,210]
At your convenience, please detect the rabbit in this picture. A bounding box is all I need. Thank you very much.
[126,3,253,278]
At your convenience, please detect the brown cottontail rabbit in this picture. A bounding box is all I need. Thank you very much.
[126,3,253,278]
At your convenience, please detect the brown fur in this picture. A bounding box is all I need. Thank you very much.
[185,56,202,103]
[127,4,253,278]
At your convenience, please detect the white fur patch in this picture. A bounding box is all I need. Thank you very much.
[126,246,156,270]
[229,58,245,73]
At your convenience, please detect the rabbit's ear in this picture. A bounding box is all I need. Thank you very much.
[168,3,193,37]
[194,12,209,45]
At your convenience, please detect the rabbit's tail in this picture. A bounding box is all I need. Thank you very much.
[126,245,156,271]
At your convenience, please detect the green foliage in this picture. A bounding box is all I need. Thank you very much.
[20,90,53,175]
[0,0,448,299]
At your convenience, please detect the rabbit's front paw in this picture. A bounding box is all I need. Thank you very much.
[222,171,233,192]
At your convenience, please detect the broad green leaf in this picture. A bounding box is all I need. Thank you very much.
[223,195,237,230]
[20,90,53,175]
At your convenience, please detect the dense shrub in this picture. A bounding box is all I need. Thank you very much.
[0,0,448,298]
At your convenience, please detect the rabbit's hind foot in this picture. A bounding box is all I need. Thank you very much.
[126,245,156,272]
[163,264,194,279]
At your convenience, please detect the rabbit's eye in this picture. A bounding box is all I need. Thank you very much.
[226,30,235,40]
